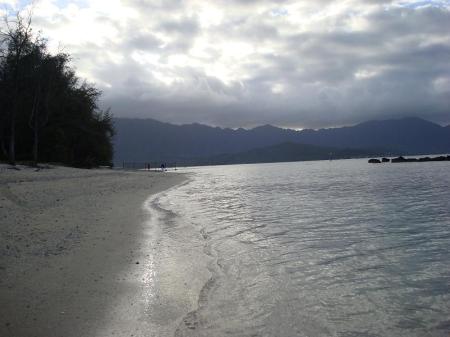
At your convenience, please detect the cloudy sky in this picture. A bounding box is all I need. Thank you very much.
[2,0,450,128]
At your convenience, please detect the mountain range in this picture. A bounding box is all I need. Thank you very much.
[113,117,450,166]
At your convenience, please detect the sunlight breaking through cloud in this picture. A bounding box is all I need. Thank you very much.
[2,0,449,128]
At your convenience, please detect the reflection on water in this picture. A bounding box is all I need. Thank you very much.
[141,196,160,315]
[162,159,450,337]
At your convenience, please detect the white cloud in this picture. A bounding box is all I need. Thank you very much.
[5,0,450,128]
[0,0,18,7]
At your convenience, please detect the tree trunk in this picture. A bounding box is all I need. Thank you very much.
[33,116,38,166]
[1,139,7,158]
[31,87,41,167]
[9,111,15,165]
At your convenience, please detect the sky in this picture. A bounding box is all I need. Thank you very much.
[1,0,450,128]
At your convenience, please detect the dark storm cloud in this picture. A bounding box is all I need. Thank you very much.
[28,0,450,128]
[158,17,199,36]
[125,32,162,51]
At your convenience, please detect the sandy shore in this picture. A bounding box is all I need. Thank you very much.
[0,166,205,337]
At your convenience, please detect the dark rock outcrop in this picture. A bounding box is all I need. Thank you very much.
[392,156,406,163]
[392,156,418,163]
[368,159,381,164]
[392,155,450,163]
[430,156,447,161]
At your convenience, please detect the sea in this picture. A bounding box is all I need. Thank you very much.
[152,159,450,337]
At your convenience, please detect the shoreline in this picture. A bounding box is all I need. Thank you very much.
[0,166,196,337]
[140,182,213,337]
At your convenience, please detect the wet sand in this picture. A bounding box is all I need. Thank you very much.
[0,166,205,337]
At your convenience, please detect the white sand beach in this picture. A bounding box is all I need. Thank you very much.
[0,166,208,337]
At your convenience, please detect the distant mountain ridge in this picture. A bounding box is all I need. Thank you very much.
[113,117,450,165]
[193,142,383,166]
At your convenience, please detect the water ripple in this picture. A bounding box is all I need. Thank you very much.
[168,160,450,337]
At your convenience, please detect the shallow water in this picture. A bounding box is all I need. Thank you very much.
[157,159,450,337]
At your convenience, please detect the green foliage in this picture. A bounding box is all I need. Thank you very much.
[0,14,114,167]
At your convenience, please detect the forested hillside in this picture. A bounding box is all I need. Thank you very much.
[114,117,450,165]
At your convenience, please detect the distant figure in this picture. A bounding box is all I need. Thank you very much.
[161,163,165,171]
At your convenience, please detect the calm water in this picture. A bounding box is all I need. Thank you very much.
[157,159,450,337]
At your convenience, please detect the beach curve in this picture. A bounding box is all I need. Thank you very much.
[0,166,200,337]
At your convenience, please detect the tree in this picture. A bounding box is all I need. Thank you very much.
[0,13,34,165]
[0,12,114,167]
[27,43,57,165]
